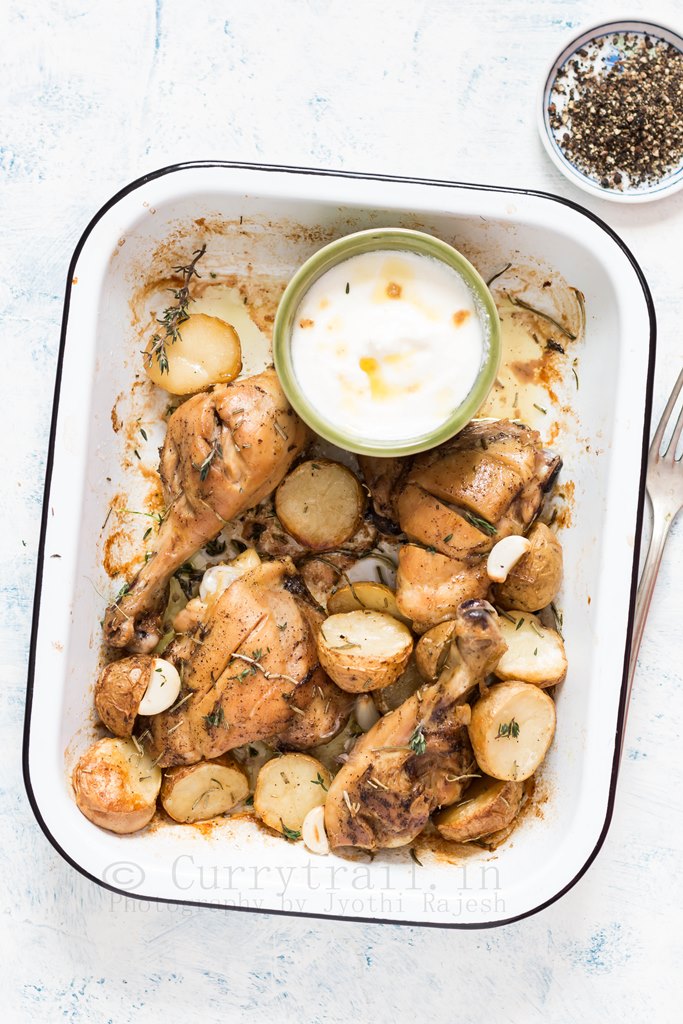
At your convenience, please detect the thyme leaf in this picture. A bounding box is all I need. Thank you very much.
[146,244,207,373]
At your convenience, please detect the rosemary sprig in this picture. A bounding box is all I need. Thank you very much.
[146,244,207,374]
[505,292,577,341]
[462,510,497,537]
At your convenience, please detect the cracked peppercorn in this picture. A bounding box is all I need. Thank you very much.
[548,31,683,191]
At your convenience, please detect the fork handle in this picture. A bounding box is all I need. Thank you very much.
[624,501,672,733]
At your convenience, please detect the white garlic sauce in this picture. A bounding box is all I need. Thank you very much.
[290,250,485,442]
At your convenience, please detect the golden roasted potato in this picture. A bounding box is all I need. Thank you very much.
[495,612,567,687]
[72,737,161,834]
[414,620,458,682]
[94,655,153,737]
[275,460,365,550]
[434,776,524,843]
[316,610,414,693]
[372,656,423,713]
[468,680,556,782]
[253,753,331,837]
[144,313,242,395]
[160,755,249,823]
[327,580,411,626]
[494,522,563,611]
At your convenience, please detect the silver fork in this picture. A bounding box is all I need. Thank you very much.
[625,366,683,726]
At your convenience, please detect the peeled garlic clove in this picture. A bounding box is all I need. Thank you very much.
[487,535,531,583]
[355,694,381,732]
[302,805,329,855]
[199,548,261,603]
[138,658,181,715]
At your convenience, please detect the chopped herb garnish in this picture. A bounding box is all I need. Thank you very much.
[277,622,288,631]
[312,772,328,791]
[143,526,152,541]
[409,726,427,755]
[533,403,548,415]
[345,282,350,294]
[245,794,254,806]
[133,449,141,460]
[198,439,223,482]
[515,617,524,631]
[140,427,148,441]
[572,367,580,390]
[496,718,520,740]
[203,706,226,729]
[281,821,301,842]
[546,339,565,354]
[443,533,453,543]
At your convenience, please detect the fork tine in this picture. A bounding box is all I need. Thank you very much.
[651,365,683,458]
[668,397,683,460]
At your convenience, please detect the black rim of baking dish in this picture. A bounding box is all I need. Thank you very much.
[22,160,657,930]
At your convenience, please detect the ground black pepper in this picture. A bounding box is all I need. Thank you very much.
[548,31,683,191]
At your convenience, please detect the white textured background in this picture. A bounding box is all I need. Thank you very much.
[2,1,682,1020]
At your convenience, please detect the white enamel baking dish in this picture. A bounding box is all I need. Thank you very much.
[23,163,655,928]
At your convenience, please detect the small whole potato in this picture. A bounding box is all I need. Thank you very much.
[317,610,414,693]
[144,312,242,395]
[95,655,154,737]
[72,737,161,834]
[493,522,563,612]
[434,776,524,843]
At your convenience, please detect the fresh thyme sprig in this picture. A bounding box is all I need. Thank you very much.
[146,244,207,374]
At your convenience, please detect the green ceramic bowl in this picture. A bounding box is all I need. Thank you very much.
[273,227,500,457]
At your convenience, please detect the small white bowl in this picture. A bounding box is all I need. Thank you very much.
[538,17,683,203]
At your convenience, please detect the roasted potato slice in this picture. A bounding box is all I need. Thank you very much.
[493,522,563,611]
[434,776,524,843]
[468,680,556,782]
[372,655,424,713]
[496,612,567,687]
[72,737,161,834]
[253,753,331,837]
[160,755,249,823]
[327,580,411,626]
[275,460,365,550]
[316,610,414,692]
[94,655,154,737]
[144,313,242,395]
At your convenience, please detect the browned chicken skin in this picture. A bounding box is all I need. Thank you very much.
[148,559,352,766]
[380,420,561,631]
[104,370,309,652]
[325,600,506,851]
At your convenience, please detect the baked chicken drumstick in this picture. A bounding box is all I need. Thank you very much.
[104,369,308,652]
[324,599,506,851]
